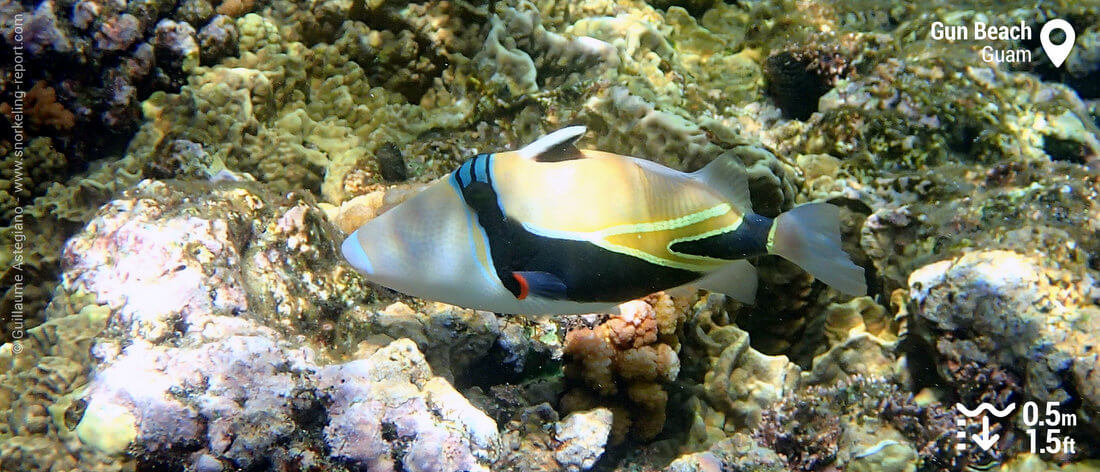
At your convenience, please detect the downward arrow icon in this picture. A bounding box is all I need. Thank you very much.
[971,416,999,451]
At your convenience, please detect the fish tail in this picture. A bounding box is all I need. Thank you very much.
[767,202,867,295]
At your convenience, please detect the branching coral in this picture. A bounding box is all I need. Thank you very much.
[560,295,684,443]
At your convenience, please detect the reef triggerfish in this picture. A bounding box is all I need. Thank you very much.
[342,126,866,314]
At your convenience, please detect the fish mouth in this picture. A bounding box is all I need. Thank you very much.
[341,230,374,274]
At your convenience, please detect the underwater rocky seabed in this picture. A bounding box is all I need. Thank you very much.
[2,0,1100,469]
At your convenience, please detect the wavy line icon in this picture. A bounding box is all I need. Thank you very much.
[956,403,1016,418]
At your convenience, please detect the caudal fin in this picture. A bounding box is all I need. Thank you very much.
[769,203,867,295]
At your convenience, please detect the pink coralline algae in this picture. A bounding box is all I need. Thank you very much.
[95,13,141,51]
[62,179,499,470]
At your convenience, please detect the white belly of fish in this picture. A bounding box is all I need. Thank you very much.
[342,179,618,315]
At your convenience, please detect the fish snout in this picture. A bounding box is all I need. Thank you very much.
[341,230,374,274]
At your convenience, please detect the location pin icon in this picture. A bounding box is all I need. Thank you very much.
[1041,19,1075,68]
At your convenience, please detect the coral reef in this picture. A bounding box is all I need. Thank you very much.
[4,0,1100,470]
[906,250,1100,454]
[858,160,1099,295]
[764,46,854,120]
[802,296,905,385]
[755,376,956,471]
[0,0,250,228]
[561,296,684,443]
[352,300,512,383]
[553,408,613,470]
[0,291,126,470]
[0,0,256,331]
[320,339,500,472]
[0,139,145,345]
[682,293,800,439]
[17,81,76,131]
[666,434,785,472]
[0,178,530,470]
[0,0,807,342]
[492,402,619,471]
[197,15,239,66]
[0,0,245,147]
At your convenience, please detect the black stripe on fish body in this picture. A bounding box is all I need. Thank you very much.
[454,153,703,303]
[453,153,538,296]
[516,235,704,302]
[454,153,492,187]
[670,213,773,260]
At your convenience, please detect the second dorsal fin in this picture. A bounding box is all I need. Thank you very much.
[691,155,753,214]
[517,126,586,162]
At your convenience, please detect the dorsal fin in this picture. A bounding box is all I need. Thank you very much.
[517,126,586,162]
[691,155,753,213]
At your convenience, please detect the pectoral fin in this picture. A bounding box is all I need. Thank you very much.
[511,271,569,300]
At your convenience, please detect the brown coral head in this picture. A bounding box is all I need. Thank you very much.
[215,0,255,18]
[26,81,76,132]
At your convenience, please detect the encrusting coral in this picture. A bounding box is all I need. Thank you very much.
[681,294,800,438]
[801,296,906,385]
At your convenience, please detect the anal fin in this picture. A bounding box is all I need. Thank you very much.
[693,260,758,304]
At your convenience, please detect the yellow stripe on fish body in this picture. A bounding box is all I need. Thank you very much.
[491,149,745,271]
[542,203,741,271]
